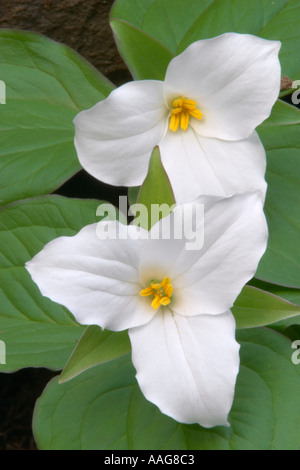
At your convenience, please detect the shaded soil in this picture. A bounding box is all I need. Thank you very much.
[0,0,132,85]
[0,0,130,451]
[0,369,57,450]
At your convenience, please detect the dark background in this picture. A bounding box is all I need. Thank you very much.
[0,0,131,450]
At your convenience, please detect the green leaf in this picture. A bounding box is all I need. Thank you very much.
[134,146,175,230]
[34,354,136,450]
[59,326,131,383]
[110,0,214,55]
[112,0,300,80]
[279,82,300,99]
[110,0,156,28]
[110,19,173,80]
[128,186,140,207]
[232,286,300,329]
[271,316,300,332]
[33,328,300,450]
[249,278,300,306]
[232,327,300,450]
[256,100,300,288]
[0,195,115,371]
[0,30,114,206]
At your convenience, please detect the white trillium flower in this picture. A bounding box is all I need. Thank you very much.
[74,33,281,202]
[26,192,268,428]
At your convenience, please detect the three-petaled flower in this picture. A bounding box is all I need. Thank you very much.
[74,33,281,203]
[26,192,267,427]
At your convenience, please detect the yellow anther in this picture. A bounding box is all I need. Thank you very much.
[189,108,203,119]
[169,96,202,132]
[140,286,154,296]
[151,294,161,310]
[172,107,182,115]
[160,277,170,288]
[169,112,180,132]
[173,97,183,108]
[160,296,171,306]
[164,284,173,297]
[140,276,173,310]
[180,110,189,131]
[182,98,197,109]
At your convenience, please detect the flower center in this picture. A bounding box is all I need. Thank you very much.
[169,96,203,132]
[140,276,173,310]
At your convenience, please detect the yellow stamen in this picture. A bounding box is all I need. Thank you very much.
[169,95,202,132]
[180,109,189,131]
[170,111,180,132]
[159,277,170,288]
[140,276,173,310]
[182,98,197,109]
[164,284,173,297]
[151,294,161,310]
[160,296,171,306]
[140,286,154,296]
[173,97,183,108]
[189,108,203,119]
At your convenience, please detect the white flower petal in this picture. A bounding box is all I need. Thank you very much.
[129,309,240,427]
[164,33,281,140]
[138,236,186,287]
[171,192,268,315]
[159,128,267,203]
[74,80,167,186]
[26,222,155,331]
[139,192,267,315]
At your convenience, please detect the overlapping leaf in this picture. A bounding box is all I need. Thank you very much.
[0,196,117,371]
[33,328,300,450]
[257,100,300,287]
[232,285,300,329]
[0,30,114,206]
[59,326,131,383]
[135,146,175,229]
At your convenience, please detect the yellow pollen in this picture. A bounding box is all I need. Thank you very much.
[169,96,203,132]
[140,276,173,310]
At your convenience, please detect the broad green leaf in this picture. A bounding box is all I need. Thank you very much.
[59,326,131,383]
[258,0,300,80]
[232,285,300,329]
[135,146,175,230]
[0,30,114,206]
[34,354,136,450]
[0,195,115,371]
[111,0,213,54]
[110,0,156,28]
[249,278,300,306]
[257,100,300,288]
[111,0,300,80]
[33,328,300,450]
[110,19,173,80]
